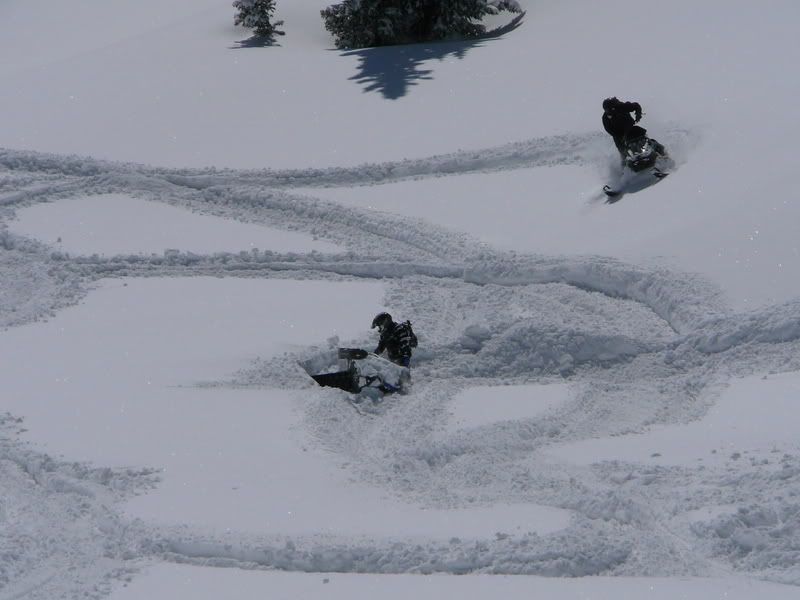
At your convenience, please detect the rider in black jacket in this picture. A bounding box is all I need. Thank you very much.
[372,312,418,367]
[602,97,643,159]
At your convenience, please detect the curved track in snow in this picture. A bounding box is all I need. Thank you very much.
[2,136,800,597]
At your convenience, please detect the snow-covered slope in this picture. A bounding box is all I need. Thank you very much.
[1,1,799,599]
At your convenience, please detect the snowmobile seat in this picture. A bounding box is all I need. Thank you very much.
[625,125,648,140]
[623,126,649,151]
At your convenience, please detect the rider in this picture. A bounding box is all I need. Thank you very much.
[371,312,417,367]
[602,97,643,160]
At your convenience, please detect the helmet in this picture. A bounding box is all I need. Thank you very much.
[371,312,392,330]
[602,97,618,112]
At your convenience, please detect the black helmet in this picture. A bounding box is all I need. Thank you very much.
[371,312,392,329]
[603,97,618,112]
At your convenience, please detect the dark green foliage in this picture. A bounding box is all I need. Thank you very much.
[320,1,398,49]
[233,0,283,37]
[321,0,520,49]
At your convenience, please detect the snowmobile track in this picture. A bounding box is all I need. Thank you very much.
[2,133,800,590]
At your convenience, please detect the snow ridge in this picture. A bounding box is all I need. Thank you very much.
[156,528,635,577]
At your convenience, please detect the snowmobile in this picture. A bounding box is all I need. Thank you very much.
[622,125,669,172]
[309,348,411,398]
[604,125,671,200]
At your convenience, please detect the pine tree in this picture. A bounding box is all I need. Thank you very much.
[321,0,520,49]
[321,1,396,49]
[233,0,283,38]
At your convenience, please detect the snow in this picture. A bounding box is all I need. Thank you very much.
[446,383,570,433]
[299,165,605,254]
[2,0,800,598]
[548,371,800,468]
[123,387,568,539]
[0,276,380,461]
[9,194,339,255]
[109,565,799,600]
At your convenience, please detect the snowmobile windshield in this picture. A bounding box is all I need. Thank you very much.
[626,136,651,156]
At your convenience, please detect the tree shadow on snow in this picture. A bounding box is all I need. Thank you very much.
[230,30,285,49]
[341,13,525,100]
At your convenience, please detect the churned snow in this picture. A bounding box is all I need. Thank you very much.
[2,0,800,599]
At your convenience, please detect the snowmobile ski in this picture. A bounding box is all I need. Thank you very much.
[604,168,668,202]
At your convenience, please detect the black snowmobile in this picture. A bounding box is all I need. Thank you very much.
[309,348,411,397]
[622,125,669,172]
[604,126,671,199]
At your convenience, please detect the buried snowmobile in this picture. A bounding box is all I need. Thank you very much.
[309,348,411,398]
[604,125,672,200]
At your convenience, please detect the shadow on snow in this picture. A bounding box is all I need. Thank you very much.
[341,13,525,100]
[230,30,286,49]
